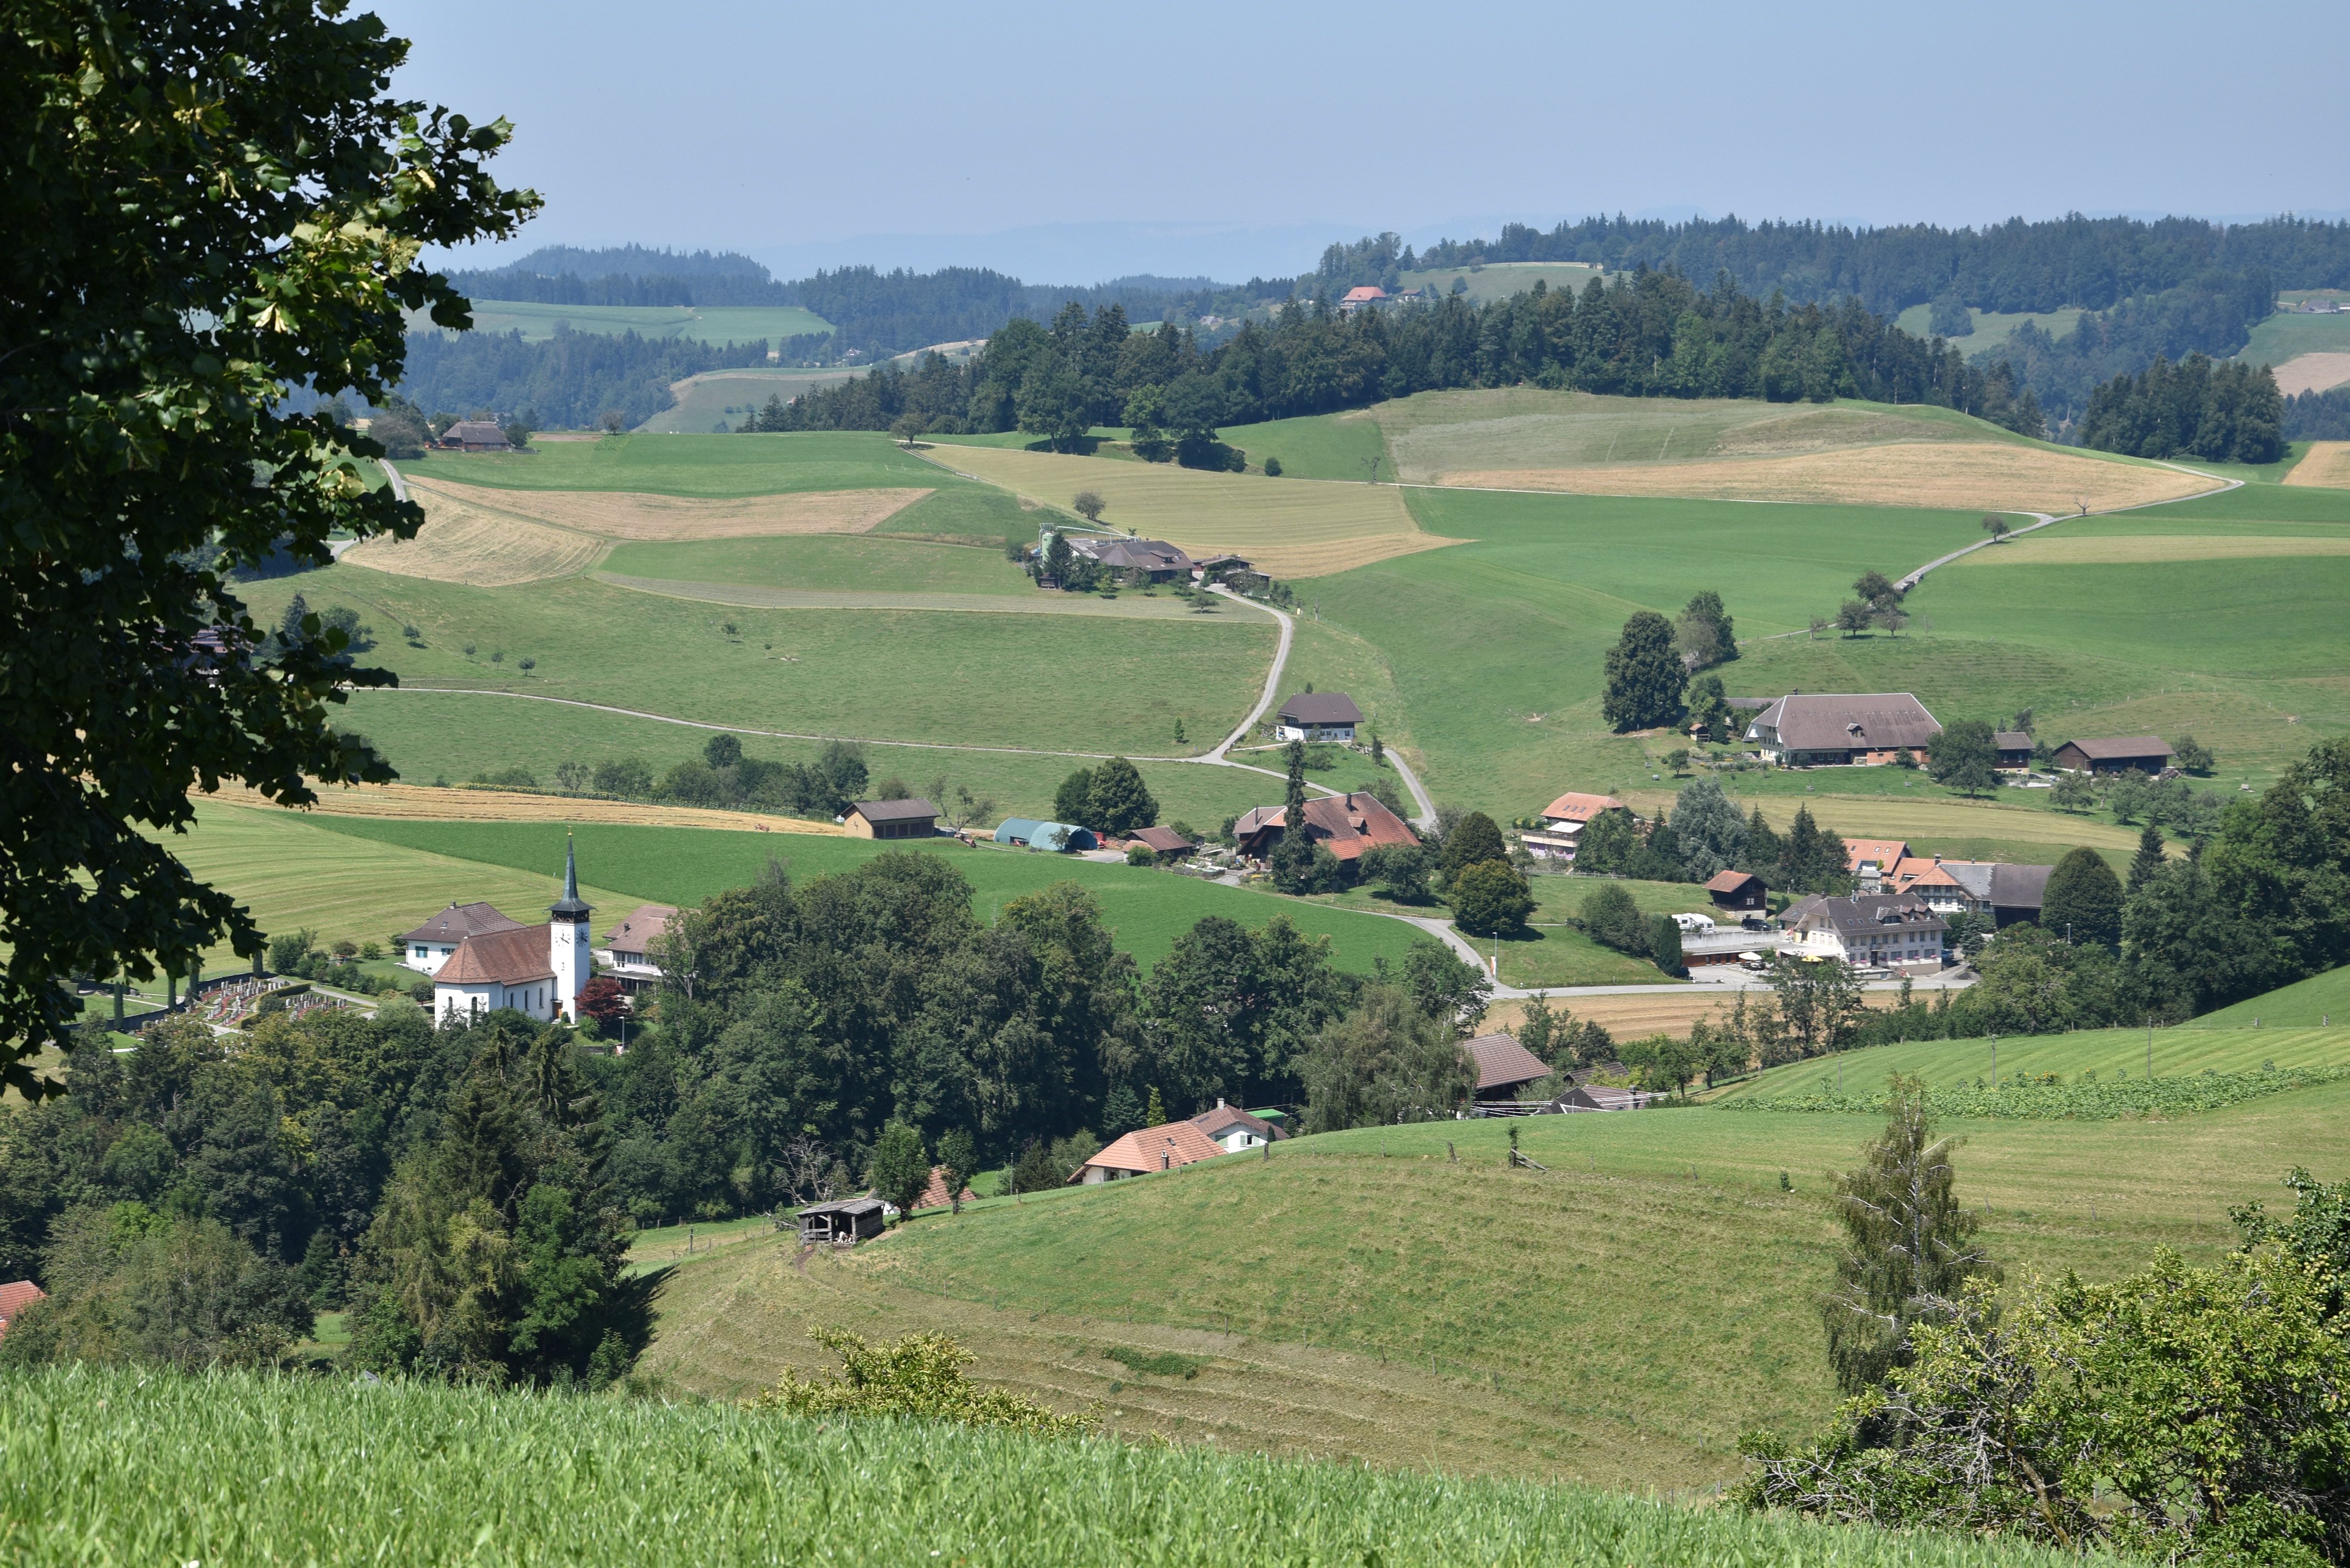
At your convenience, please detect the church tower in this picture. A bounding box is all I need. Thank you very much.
[549,833,593,1023]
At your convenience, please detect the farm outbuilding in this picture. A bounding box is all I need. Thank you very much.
[1704,870,1768,912]
[994,818,1097,852]
[794,1197,888,1247]
[845,799,939,839]
[2052,736,2174,775]
[1465,1032,1553,1100]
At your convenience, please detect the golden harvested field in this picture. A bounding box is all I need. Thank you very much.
[2272,354,2350,398]
[2286,441,2350,489]
[202,781,849,835]
[343,493,605,586]
[1438,441,2211,513]
[926,446,1451,576]
[1968,533,2350,566]
[405,476,929,540]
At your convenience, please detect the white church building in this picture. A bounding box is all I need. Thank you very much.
[419,836,595,1026]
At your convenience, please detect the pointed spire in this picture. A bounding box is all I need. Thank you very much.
[551,831,591,919]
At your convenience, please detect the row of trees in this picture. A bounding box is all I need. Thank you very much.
[2078,352,2286,462]
[469,734,885,824]
[1574,780,1854,896]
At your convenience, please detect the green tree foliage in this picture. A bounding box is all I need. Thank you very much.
[1818,1077,1998,1397]
[1451,860,1534,938]
[866,1122,930,1215]
[1438,812,1506,880]
[2051,771,2096,812]
[1299,985,1472,1131]
[1572,808,1641,876]
[1742,805,1783,873]
[2043,846,2125,951]
[1141,915,1353,1113]
[1674,591,1737,670]
[1357,843,1433,902]
[1835,599,1875,637]
[1580,884,1650,956]
[1775,804,1850,894]
[754,1327,1093,1437]
[1687,673,1733,740]
[1648,915,1685,975]
[1669,778,1748,880]
[2174,734,2216,774]
[1766,955,1866,1057]
[1927,720,2000,796]
[1086,757,1158,835]
[1601,612,1686,731]
[2080,352,2285,464]
[1053,768,1095,825]
[1399,938,1492,1037]
[705,733,743,770]
[2128,823,2168,895]
[0,0,534,1087]
[934,1129,978,1215]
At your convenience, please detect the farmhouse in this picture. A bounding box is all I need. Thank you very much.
[1844,839,1911,892]
[1465,1032,1553,1100]
[398,902,527,975]
[1745,693,1940,766]
[1072,1120,1224,1182]
[2052,736,2175,775]
[439,419,510,451]
[1070,536,1193,582]
[1526,792,1625,862]
[845,798,938,839]
[1192,553,1254,584]
[1126,825,1196,859]
[1989,863,2054,928]
[1276,692,1363,742]
[993,818,1097,851]
[1193,1100,1285,1151]
[596,903,677,995]
[1783,892,1947,972]
[1994,731,2036,769]
[1704,869,1768,912]
[796,1197,887,1246]
[1337,285,1387,315]
[430,836,594,1025]
[1232,792,1418,863]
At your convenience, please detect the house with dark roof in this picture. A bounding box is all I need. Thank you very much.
[796,1197,888,1246]
[1746,694,1941,766]
[1233,792,1418,864]
[1465,1033,1554,1100]
[1069,536,1193,581]
[432,837,595,1025]
[1990,863,2053,928]
[1193,1099,1285,1151]
[1782,892,1948,973]
[1276,692,1363,742]
[398,902,528,975]
[1994,731,2036,769]
[1127,825,1196,859]
[1073,1120,1225,1182]
[2052,736,2175,775]
[439,419,510,451]
[845,798,938,840]
[1704,869,1768,912]
[597,903,678,994]
[1564,1085,1662,1112]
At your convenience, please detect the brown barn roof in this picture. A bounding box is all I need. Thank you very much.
[1128,826,1194,853]
[1705,870,1765,894]
[1237,792,1418,862]
[913,1166,977,1211]
[1075,1120,1224,1178]
[435,924,555,986]
[1750,693,1941,752]
[2056,736,2174,762]
[1993,731,2033,751]
[1464,1033,1552,1096]
[398,902,528,946]
[442,419,509,447]
[1540,791,1624,824]
[1278,693,1364,726]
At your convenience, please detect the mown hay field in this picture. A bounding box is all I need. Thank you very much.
[2271,353,2350,398]
[0,1367,2100,1568]
[2286,440,2350,488]
[406,474,930,539]
[402,431,949,498]
[597,532,1024,594]
[206,781,851,834]
[1437,439,2209,513]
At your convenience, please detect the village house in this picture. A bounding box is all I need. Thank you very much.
[1745,693,1941,766]
[1465,1032,1554,1101]
[1192,552,1253,584]
[2052,735,2175,775]
[1193,1100,1285,1151]
[1337,285,1387,315]
[1525,791,1625,862]
[1072,1120,1225,1182]
[1275,692,1363,742]
[1232,792,1418,865]
[438,419,510,451]
[1783,892,1948,973]
[429,836,594,1025]
[1994,731,2036,769]
[844,798,939,840]
[596,903,677,995]
[398,902,527,975]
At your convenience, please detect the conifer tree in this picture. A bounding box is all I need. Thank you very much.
[2128,823,2167,895]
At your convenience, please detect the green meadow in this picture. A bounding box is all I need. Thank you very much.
[1717,1023,2347,1103]
[1396,260,1606,304]
[434,297,834,343]
[2197,963,2350,1027]
[1214,408,1389,481]
[401,431,944,497]
[239,565,1274,759]
[2237,306,2350,368]
[637,366,858,434]
[1891,303,2086,360]
[597,533,1032,595]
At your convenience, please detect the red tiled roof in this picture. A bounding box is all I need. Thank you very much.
[1704,869,1764,893]
[1192,1101,1283,1143]
[1238,793,1418,861]
[1844,838,1910,874]
[914,1166,976,1211]
[1540,792,1623,824]
[1464,1033,1552,1095]
[0,1280,46,1333]
[435,924,555,986]
[1075,1120,1224,1178]
[1340,286,1386,303]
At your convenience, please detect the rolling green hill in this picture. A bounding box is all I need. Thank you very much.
[401,431,942,498]
[1892,303,2085,361]
[2238,307,2350,370]
[2197,964,2350,1027]
[419,298,834,344]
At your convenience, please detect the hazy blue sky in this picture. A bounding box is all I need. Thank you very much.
[376,0,2347,283]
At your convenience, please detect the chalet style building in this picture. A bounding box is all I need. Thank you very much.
[1525,791,1625,862]
[1783,892,1948,973]
[1275,693,1363,742]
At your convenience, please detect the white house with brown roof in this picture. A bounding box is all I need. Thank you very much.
[432,837,595,1025]
[1746,694,1940,766]
[1526,792,1625,861]
[398,902,528,975]
[1782,893,1948,973]
[1275,693,1363,742]
[597,903,677,994]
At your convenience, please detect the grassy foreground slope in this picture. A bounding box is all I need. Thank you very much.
[0,1368,2098,1568]
[647,1078,2350,1486]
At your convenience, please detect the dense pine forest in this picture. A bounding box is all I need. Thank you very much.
[2077,353,2285,462]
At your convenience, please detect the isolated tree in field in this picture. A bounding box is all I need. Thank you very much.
[2128,823,2168,895]
[1674,590,1736,670]
[1053,768,1095,825]
[1600,610,1686,731]
[705,733,743,770]
[1070,490,1104,522]
[1820,1076,1999,1395]
[2043,847,2124,951]
[1669,777,1748,880]
[1086,757,1158,834]
[1852,570,1899,613]
[2173,734,2215,774]
[1439,812,1506,880]
[1928,719,2000,796]
[1451,859,1533,937]
[1835,599,1875,637]
[2052,771,2096,812]
[1982,514,2012,542]
[867,1122,930,1216]
[0,1,535,1088]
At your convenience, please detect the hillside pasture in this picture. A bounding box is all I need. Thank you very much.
[596,533,1027,595]
[1891,303,2085,361]
[923,444,1453,577]
[425,297,833,344]
[2271,354,2350,398]
[400,432,946,498]
[402,475,930,541]
[2237,307,2350,372]
[2287,441,2350,488]
[1211,407,1389,482]
[340,488,607,586]
[639,367,858,433]
[592,576,1259,620]
[2196,963,2350,1027]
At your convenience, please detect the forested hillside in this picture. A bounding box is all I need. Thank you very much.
[399,327,773,428]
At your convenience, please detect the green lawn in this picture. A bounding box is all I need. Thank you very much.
[239,564,1275,759]
[434,297,834,344]
[304,816,1424,974]
[2197,964,2350,1028]
[638,367,859,434]
[396,431,944,497]
[1213,409,1389,482]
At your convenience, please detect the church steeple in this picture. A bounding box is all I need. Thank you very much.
[550,833,591,920]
